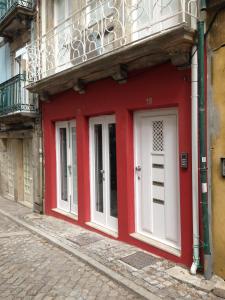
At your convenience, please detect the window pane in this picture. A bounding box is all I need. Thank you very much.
[94,124,103,213]
[86,0,114,25]
[55,0,65,24]
[108,123,117,218]
[60,128,68,201]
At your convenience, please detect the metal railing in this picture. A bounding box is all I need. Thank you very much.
[0,74,38,116]
[27,0,198,82]
[0,0,34,21]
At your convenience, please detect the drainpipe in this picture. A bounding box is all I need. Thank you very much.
[190,46,199,275]
[198,1,212,279]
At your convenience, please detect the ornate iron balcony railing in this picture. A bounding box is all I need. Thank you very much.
[27,0,198,82]
[0,0,34,21]
[0,74,38,116]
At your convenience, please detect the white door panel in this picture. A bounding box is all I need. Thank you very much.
[164,115,179,243]
[134,109,180,251]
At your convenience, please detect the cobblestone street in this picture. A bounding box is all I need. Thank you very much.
[0,197,222,300]
[0,215,141,300]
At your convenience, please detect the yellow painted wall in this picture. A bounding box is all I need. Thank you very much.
[208,8,225,279]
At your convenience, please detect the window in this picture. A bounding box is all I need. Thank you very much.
[86,0,114,27]
[54,0,74,26]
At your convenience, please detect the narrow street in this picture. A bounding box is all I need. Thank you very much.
[0,214,141,300]
[0,196,222,300]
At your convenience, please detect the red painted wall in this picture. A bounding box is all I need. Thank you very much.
[42,63,193,266]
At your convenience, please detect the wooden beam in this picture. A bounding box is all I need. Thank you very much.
[73,79,85,94]
[112,64,128,84]
[40,91,49,101]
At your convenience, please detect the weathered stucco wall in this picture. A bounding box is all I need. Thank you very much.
[208,7,225,279]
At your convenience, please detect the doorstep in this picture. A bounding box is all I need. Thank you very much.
[130,232,181,257]
[0,196,223,300]
[52,208,78,221]
[86,221,118,238]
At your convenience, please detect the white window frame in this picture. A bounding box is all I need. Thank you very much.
[55,120,78,215]
[89,115,118,232]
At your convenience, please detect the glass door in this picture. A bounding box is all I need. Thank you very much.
[89,115,118,232]
[56,120,78,215]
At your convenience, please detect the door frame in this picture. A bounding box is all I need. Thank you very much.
[89,114,118,232]
[55,120,77,214]
[133,108,180,251]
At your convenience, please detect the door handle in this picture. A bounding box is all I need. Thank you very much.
[68,165,72,175]
[100,169,105,181]
[135,165,141,180]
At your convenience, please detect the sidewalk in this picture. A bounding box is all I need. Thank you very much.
[0,196,223,300]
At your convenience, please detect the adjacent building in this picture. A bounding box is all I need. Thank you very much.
[207,0,225,279]
[0,0,42,212]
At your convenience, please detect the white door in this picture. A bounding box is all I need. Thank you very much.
[56,120,78,215]
[134,109,180,251]
[90,115,118,232]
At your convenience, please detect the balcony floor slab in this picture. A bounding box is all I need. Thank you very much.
[27,25,195,98]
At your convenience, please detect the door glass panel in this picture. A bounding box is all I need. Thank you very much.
[59,128,68,201]
[71,126,78,212]
[108,123,117,218]
[94,124,103,213]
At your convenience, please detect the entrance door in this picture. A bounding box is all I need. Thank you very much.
[23,139,33,206]
[89,115,118,232]
[134,109,180,251]
[56,120,78,215]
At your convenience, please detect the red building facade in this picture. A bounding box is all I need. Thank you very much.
[42,63,193,266]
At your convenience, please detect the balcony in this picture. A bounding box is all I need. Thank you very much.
[0,0,35,37]
[0,74,38,123]
[27,0,198,96]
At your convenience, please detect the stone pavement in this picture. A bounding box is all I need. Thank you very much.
[0,196,222,300]
[0,214,142,300]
